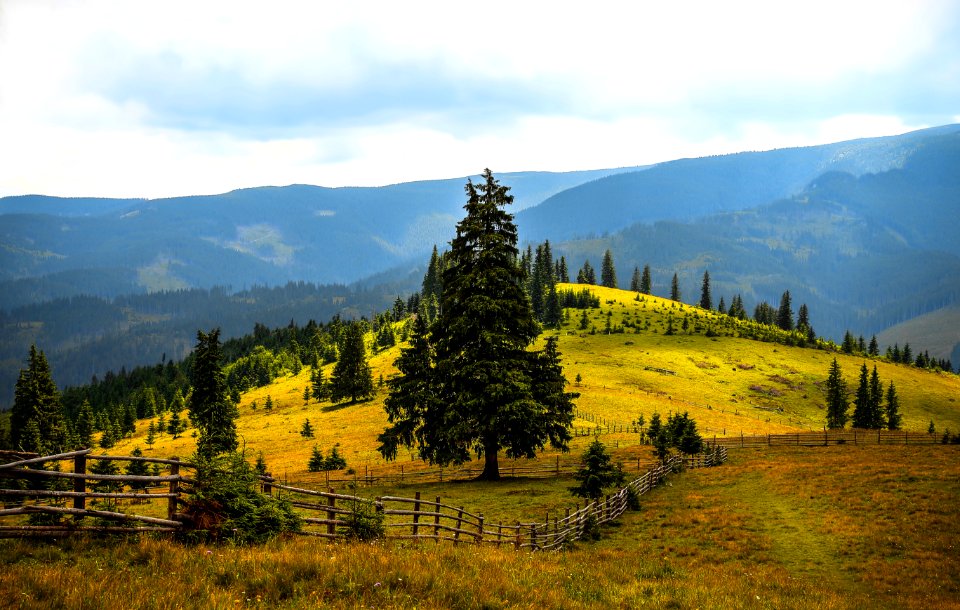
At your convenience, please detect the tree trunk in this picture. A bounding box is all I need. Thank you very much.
[478,439,500,481]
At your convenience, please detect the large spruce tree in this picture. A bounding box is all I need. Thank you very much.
[378,169,576,480]
[640,264,652,295]
[699,271,712,310]
[670,273,681,302]
[11,345,68,453]
[851,363,873,429]
[776,290,794,331]
[330,322,374,404]
[600,250,617,288]
[825,358,848,429]
[188,328,238,458]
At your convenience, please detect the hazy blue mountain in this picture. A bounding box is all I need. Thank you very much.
[0,167,640,310]
[554,130,960,349]
[515,124,960,243]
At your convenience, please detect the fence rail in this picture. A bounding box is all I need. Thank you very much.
[705,430,940,448]
[0,446,728,549]
[0,448,187,537]
[265,447,728,550]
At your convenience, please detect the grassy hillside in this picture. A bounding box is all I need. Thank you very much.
[3,445,958,609]
[111,285,960,485]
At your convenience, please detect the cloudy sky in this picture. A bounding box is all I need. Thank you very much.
[1,0,958,198]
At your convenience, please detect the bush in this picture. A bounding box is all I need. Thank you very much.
[180,450,301,545]
[338,499,384,541]
[579,513,602,541]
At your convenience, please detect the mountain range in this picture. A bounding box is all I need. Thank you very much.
[1,124,958,404]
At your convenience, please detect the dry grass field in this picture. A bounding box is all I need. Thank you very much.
[1,445,957,609]
[9,285,952,607]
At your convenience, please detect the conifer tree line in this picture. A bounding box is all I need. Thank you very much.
[839,330,952,373]
[823,358,901,431]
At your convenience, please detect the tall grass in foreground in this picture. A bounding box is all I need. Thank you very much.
[2,445,957,609]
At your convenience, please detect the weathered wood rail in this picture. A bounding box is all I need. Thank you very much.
[1,446,727,549]
[0,449,189,538]
[705,429,941,448]
[264,447,728,550]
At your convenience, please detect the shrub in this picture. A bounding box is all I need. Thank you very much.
[579,512,602,541]
[338,499,384,541]
[625,485,641,511]
[180,450,301,545]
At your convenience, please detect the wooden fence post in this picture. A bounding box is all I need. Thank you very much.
[477,513,484,544]
[167,457,180,523]
[453,507,464,545]
[262,472,272,496]
[327,488,337,536]
[412,491,421,538]
[73,453,86,512]
[434,496,441,542]
[515,521,521,550]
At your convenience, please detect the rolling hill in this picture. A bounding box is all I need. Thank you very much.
[107,285,960,480]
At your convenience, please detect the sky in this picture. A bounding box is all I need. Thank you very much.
[1,0,958,199]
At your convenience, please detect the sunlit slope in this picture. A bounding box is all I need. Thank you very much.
[114,285,960,477]
[549,285,960,435]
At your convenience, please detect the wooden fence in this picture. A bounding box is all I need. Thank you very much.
[0,446,727,549]
[264,447,728,550]
[0,449,187,538]
[705,429,941,449]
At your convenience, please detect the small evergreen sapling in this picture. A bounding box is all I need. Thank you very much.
[570,438,626,501]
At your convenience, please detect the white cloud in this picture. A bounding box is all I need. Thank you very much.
[0,0,957,198]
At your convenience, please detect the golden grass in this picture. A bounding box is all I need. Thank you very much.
[3,445,957,609]
[111,284,960,490]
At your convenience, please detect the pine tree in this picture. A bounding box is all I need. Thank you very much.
[841,331,856,355]
[254,452,268,475]
[902,343,913,365]
[885,381,902,430]
[188,328,238,458]
[330,322,374,404]
[699,271,712,310]
[168,409,184,440]
[303,386,311,403]
[378,170,575,480]
[670,273,680,302]
[145,421,156,449]
[125,446,151,492]
[868,336,880,357]
[300,418,314,438]
[570,438,625,501]
[577,260,596,285]
[11,345,69,453]
[543,282,563,328]
[600,250,617,288]
[264,395,274,411]
[75,400,95,448]
[776,291,794,331]
[851,363,871,429]
[422,245,443,304]
[307,445,325,472]
[630,266,642,292]
[868,365,885,429]
[556,256,569,283]
[825,358,849,429]
[640,265,652,295]
[311,367,331,401]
